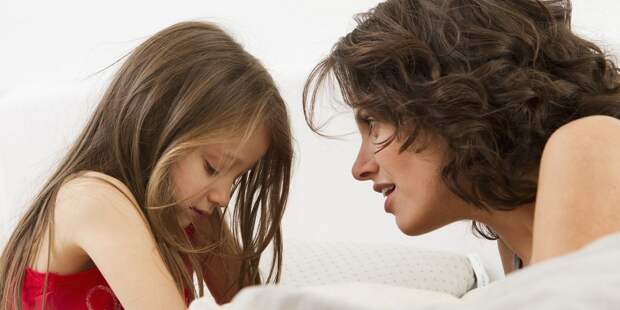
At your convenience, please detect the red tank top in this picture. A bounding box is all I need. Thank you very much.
[21,225,196,309]
[22,267,122,310]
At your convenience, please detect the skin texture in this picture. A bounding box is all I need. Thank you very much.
[352,110,620,274]
[351,109,468,236]
[171,127,270,227]
[31,127,269,308]
[531,115,620,263]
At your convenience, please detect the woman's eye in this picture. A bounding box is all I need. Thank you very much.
[366,118,380,139]
[204,161,219,176]
[364,117,375,130]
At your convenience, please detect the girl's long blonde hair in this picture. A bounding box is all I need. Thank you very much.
[0,21,292,308]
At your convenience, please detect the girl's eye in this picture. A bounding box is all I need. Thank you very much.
[204,161,219,176]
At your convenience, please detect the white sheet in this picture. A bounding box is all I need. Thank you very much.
[190,232,620,310]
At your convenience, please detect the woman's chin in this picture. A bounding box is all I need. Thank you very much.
[394,215,438,236]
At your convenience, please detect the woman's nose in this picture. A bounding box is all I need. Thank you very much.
[352,145,379,181]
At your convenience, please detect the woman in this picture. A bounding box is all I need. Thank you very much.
[304,0,620,274]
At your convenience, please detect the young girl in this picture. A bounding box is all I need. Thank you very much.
[0,21,293,309]
[304,0,620,274]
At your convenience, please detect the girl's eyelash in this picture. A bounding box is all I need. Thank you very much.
[204,161,219,176]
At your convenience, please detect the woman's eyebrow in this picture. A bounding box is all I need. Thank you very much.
[354,109,369,124]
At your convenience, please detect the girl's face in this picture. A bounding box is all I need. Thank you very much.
[171,127,269,227]
[352,109,469,235]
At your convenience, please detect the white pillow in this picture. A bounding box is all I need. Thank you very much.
[259,240,480,297]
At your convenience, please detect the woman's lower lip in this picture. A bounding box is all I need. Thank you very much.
[384,191,394,213]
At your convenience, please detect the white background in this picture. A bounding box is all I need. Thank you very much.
[1,0,619,281]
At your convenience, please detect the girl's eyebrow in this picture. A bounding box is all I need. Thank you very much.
[222,152,243,167]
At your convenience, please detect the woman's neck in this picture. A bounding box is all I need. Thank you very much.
[474,203,535,265]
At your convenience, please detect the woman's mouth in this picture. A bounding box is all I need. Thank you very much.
[381,185,395,197]
[382,185,396,213]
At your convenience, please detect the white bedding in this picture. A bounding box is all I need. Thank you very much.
[190,232,620,310]
[258,240,479,297]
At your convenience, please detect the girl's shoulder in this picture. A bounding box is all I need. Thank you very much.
[53,170,148,250]
[51,171,187,308]
[32,171,144,273]
[57,171,139,208]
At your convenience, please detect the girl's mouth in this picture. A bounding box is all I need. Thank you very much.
[190,206,208,217]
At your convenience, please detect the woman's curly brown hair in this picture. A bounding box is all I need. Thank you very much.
[303,0,620,239]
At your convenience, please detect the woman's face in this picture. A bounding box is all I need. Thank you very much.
[171,127,269,227]
[352,109,468,235]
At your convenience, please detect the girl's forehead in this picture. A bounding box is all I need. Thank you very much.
[200,128,270,161]
[201,146,244,165]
